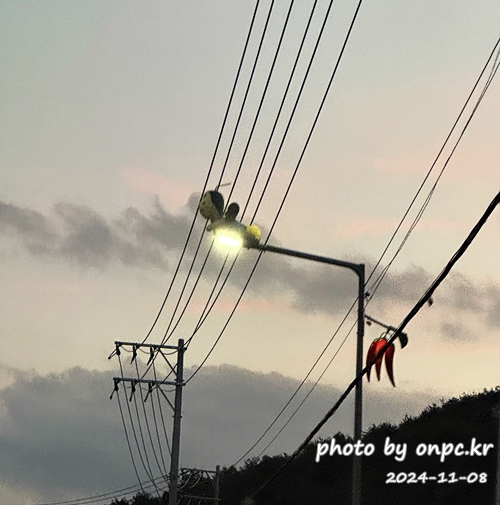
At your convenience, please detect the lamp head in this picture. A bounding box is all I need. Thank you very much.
[215,228,244,250]
[212,220,261,250]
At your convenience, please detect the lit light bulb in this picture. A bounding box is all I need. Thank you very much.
[216,233,242,249]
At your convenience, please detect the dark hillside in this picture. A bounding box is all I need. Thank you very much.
[110,388,499,505]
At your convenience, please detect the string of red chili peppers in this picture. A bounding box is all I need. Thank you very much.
[366,330,396,387]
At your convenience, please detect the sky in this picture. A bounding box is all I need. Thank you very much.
[0,1,499,503]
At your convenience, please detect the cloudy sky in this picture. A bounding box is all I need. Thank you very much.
[1,1,499,503]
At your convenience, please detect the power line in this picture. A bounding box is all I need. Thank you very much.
[250,189,500,497]
[185,249,261,383]
[127,0,272,383]
[135,0,323,383]
[232,302,354,466]
[156,0,287,350]
[138,0,262,346]
[152,361,173,458]
[115,386,145,494]
[132,0,292,387]
[164,0,320,356]
[215,0,276,194]
[185,0,364,382]
[23,477,165,505]
[134,359,169,481]
[367,35,500,296]
[153,0,345,360]
[231,34,500,462]
[241,0,320,220]
[250,0,363,227]
[117,355,164,496]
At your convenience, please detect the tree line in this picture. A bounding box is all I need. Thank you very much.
[109,388,499,505]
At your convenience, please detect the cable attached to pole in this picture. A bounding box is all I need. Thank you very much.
[250,189,500,497]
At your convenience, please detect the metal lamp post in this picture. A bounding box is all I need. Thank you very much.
[211,220,365,505]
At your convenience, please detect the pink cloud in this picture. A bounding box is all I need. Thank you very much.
[188,298,288,314]
[337,215,461,238]
[372,155,432,175]
[122,168,193,209]
[372,142,499,180]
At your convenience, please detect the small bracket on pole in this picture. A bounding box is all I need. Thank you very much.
[109,378,121,400]
[131,344,138,364]
[365,314,409,348]
[129,381,136,402]
[147,346,156,366]
[144,382,154,403]
[108,342,121,360]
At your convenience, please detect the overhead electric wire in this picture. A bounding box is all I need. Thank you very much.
[230,34,500,462]
[157,225,213,346]
[185,253,231,344]
[232,298,354,466]
[152,361,173,458]
[367,38,500,299]
[255,330,352,459]
[134,0,286,382]
[224,0,295,203]
[251,0,362,226]
[160,239,217,345]
[132,0,274,380]
[138,0,261,346]
[250,190,500,497]
[133,0,281,376]
[131,387,164,494]
[185,251,234,347]
[148,382,169,474]
[108,8,496,505]
[185,0,364,382]
[367,35,500,294]
[151,0,333,362]
[241,0,319,220]
[113,347,176,496]
[173,0,322,354]
[25,476,166,505]
[134,359,169,481]
[184,249,259,383]
[172,0,321,353]
[137,0,318,378]
[157,0,289,349]
[126,8,500,500]
[117,355,162,496]
[108,0,346,500]
[115,387,144,495]
[162,0,322,358]
[215,0,276,193]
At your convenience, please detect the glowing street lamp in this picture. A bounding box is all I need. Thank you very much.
[199,190,365,505]
[215,231,243,249]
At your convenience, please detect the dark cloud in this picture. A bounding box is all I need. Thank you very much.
[440,272,484,312]
[0,367,133,502]
[54,203,115,266]
[485,287,500,328]
[0,201,56,249]
[439,322,475,343]
[234,253,435,317]
[364,265,434,306]
[0,363,436,503]
[1,197,498,328]
[0,198,194,269]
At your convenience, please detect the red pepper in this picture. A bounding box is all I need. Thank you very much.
[366,335,396,387]
[384,342,396,387]
[366,338,386,382]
